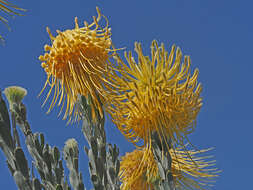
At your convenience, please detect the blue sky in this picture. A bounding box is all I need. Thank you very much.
[0,0,252,189]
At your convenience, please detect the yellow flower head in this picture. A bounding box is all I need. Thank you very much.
[119,146,219,190]
[108,40,202,147]
[119,147,157,190]
[39,7,116,122]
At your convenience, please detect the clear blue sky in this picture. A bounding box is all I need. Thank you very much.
[1,0,252,189]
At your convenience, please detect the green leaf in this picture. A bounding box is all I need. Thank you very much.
[53,146,60,163]
[14,147,29,179]
[55,184,63,190]
[40,133,45,149]
[32,178,42,190]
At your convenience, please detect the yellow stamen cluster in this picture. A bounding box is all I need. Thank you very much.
[39,7,115,122]
[108,40,202,147]
[119,147,157,190]
[119,146,218,190]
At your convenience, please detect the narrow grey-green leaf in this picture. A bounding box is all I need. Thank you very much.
[55,184,63,190]
[74,157,79,172]
[32,178,42,190]
[13,171,31,190]
[53,146,60,163]
[40,133,44,149]
[14,147,29,179]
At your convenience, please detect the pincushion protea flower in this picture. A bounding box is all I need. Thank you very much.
[119,146,157,190]
[39,7,117,122]
[108,40,202,147]
[119,146,218,190]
